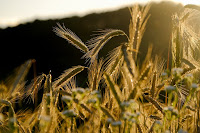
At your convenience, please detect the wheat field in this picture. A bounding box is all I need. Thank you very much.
[0,3,200,133]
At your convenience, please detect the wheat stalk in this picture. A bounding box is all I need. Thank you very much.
[104,73,123,110]
[150,72,157,98]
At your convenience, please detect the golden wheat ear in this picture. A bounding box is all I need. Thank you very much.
[53,23,88,53]
[11,59,32,94]
[53,66,85,89]
[82,29,127,64]
[88,58,104,91]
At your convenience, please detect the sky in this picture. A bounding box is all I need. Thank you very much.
[0,0,200,29]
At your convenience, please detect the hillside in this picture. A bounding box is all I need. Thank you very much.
[0,1,182,82]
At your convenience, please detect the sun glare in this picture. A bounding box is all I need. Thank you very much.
[0,0,200,28]
[0,18,19,28]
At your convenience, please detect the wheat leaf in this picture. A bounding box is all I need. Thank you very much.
[182,58,196,69]
[143,94,164,115]
[53,23,88,53]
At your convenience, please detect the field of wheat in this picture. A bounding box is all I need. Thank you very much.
[0,3,200,133]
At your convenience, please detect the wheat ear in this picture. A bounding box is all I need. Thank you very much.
[53,23,88,53]
[53,66,85,89]
[105,45,123,80]
[11,59,32,93]
[83,29,127,64]
[44,73,52,94]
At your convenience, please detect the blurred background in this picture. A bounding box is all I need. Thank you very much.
[0,0,199,84]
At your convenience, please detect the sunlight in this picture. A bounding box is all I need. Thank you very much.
[174,0,200,5]
[0,18,19,28]
[0,0,200,28]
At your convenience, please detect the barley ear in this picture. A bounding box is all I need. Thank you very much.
[31,74,45,104]
[83,29,127,64]
[122,44,136,77]
[105,45,123,80]
[53,66,85,89]
[11,59,32,93]
[109,52,123,76]
[53,23,88,53]
[44,73,52,94]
